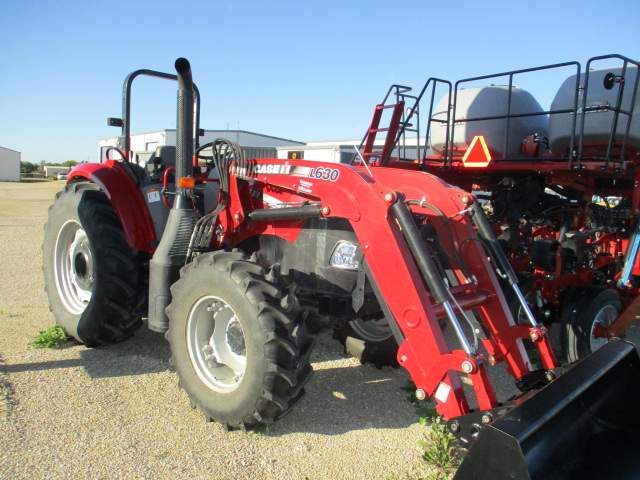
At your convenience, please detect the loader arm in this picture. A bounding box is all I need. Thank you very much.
[225,158,557,419]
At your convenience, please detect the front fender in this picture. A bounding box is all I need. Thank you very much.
[68,161,156,251]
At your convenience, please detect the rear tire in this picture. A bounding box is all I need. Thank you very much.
[560,287,622,363]
[42,182,142,346]
[167,251,314,430]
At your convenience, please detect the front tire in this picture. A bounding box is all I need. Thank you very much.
[42,182,142,346]
[560,287,622,363]
[335,316,399,368]
[167,251,314,430]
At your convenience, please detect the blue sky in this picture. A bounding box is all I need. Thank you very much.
[1,0,638,164]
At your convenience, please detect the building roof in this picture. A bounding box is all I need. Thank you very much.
[0,146,22,154]
[100,129,304,146]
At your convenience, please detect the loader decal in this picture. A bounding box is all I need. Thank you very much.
[255,164,293,175]
[308,167,340,181]
[256,164,340,182]
[286,165,340,182]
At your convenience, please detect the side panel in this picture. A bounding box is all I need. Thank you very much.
[68,161,156,251]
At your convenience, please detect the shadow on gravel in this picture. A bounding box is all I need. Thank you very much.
[4,358,85,373]
[260,329,416,436]
[266,364,416,435]
[78,326,171,378]
[7,326,418,434]
[6,325,171,378]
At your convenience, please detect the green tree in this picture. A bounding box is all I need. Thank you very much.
[62,160,78,168]
[20,161,38,174]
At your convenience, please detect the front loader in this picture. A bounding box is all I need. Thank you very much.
[43,58,640,479]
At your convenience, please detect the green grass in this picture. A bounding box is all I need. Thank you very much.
[401,381,461,480]
[419,420,457,468]
[28,324,69,348]
[252,424,270,436]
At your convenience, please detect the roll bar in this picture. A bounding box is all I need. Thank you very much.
[107,67,202,160]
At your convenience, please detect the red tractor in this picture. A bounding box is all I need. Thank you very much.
[43,58,640,479]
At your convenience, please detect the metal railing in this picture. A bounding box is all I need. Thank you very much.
[376,55,639,172]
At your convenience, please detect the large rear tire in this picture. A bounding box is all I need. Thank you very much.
[166,251,314,430]
[560,287,622,363]
[42,182,142,346]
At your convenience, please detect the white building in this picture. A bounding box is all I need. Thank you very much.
[277,137,429,164]
[0,146,21,182]
[99,129,429,166]
[43,166,71,178]
[99,129,304,163]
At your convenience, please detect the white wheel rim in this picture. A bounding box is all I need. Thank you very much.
[54,220,94,315]
[589,304,618,352]
[186,295,247,393]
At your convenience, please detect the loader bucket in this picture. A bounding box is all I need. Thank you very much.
[453,338,640,480]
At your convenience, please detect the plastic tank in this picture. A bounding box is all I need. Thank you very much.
[548,65,639,154]
[430,86,549,158]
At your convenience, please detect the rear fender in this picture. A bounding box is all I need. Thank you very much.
[68,161,156,251]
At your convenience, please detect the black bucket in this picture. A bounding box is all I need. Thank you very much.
[453,338,640,480]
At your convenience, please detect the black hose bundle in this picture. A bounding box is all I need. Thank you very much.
[186,138,245,262]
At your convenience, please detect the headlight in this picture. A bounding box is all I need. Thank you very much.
[329,241,360,270]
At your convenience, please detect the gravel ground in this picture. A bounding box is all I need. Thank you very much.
[3,179,640,480]
[0,180,434,480]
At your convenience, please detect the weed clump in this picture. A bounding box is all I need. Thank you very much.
[28,324,69,348]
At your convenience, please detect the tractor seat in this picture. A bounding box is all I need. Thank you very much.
[146,146,176,178]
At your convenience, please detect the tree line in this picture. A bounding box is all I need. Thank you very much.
[20,160,84,174]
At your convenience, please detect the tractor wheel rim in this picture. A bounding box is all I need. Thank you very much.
[187,295,246,393]
[349,317,394,342]
[54,220,94,315]
[589,305,618,351]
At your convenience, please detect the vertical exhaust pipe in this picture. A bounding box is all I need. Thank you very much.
[174,57,194,202]
[148,58,198,332]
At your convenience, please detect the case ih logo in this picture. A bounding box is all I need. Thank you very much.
[255,164,293,175]
[254,163,341,182]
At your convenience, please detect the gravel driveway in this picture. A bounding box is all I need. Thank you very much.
[0,180,433,480]
[4,179,639,480]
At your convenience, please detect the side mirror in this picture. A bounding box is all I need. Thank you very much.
[107,117,124,127]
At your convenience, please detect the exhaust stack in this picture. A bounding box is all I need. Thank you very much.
[148,58,198,332]
[174,57,194,199]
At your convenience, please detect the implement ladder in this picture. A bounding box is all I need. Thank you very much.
[360,85,419,166]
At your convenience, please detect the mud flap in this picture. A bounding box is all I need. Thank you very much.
[453,338,640,480]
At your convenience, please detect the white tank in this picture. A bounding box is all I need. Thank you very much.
[548,65,639,154]
[430,86,549,158]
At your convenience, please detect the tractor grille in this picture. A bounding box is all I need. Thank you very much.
[169,216,196,256]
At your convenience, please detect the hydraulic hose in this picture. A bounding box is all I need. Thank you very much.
[389,194,452,304]
[470,201,518,285]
